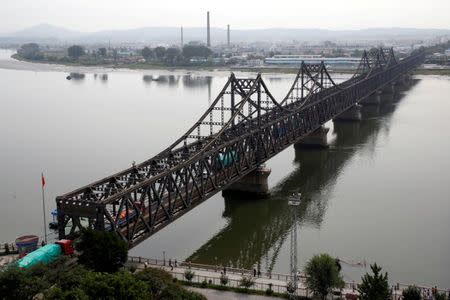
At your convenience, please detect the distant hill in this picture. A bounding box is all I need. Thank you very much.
[1,24,449,45]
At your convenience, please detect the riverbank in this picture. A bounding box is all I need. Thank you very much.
[12,53,450,75]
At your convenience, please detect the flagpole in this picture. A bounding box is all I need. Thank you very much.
[41,172,47,244]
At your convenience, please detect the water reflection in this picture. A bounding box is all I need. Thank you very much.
[69,72,85,80]
[187,81,419,272]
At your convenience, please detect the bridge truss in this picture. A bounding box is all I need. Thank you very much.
[56,48,424,247]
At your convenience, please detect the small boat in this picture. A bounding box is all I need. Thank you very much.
[66,75,72,80]
[288,193,302,206]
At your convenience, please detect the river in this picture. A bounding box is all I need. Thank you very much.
[0,49,449,288]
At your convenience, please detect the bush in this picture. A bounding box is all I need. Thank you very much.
[159,282,206,300]
[0,266,47,299]
[135,267,172,297]
[220,274,229,286]
[402,285,422,300]
[184,270,195,282]
[435,292,448,300]
[265,287,274,296]
[239,276,254,289]
[286,281,297,294]
[200,279,208,288]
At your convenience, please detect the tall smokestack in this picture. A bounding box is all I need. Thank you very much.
[181,26,184,48]
[207,11,211,47]
[227,24,230,47]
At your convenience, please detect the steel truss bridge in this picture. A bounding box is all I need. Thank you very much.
[56,48,424,247]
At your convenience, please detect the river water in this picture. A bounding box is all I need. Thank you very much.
[1,49,449,288]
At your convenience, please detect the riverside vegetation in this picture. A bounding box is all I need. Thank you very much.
[0,229,205,300]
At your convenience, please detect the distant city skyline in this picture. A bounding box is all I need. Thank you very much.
[1,0,449,35]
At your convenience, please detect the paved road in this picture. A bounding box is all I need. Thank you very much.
[188,287,281,300]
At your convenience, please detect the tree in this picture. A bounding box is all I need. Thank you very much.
[154,46,166,60]
[184,270,195,282]
[141,46,153,61]
[18,43,42,60]
[239,276,254,289]
[75,228,128,273]
[220,274,229,286]
[68,45,85,60]
[98,47,107,56]
[182,45,212,59]
[402,286,422,300]
[358,263,390,300]
[165,47,181,63]
[304,254,344,300]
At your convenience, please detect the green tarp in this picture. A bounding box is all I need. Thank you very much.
[17,244,62,268]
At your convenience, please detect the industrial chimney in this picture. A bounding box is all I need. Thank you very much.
[207,11,211,47]
[227,24,230,47]
[181,26,184,49]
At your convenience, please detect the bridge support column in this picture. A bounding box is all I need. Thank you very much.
[333,104,362,122]
[294,126,329,148]
[381,82,396,94]
[223,166,271,197]
[360,91,381,106]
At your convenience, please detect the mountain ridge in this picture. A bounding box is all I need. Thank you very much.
[2,23,449,44]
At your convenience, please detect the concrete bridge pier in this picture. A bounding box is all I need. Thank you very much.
[223,165,271,197]
[294,126,329,148]
[360,91,381,106]
[381,82,396,94]
[333,104,362,122]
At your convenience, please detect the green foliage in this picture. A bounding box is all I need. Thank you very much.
[184,269,195,282]
[220,274,229,286]
[265,287,274,296]
[239,276,254,289]
[165,47,181,63]
[80,271,148,300]
[141,46,153,61]
[182,45,212,59]
[135,267,171,297]
[357,263,390,300]
[98,47,107,56]
[200,279,208,288]
[286,281,296,294]
[45,286,89,300]
[304,253,344,300]
[137,267,205,299]
[18,43,43,60]
[68,45,85,59]
[1,258,205,300]
[75,228,128,273]
[154,46,167,59]
[402,285,422,300]
[159,282,207,300]
[436,292,448,300]
[0,266,46,300]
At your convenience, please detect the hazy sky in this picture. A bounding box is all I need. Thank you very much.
[1,0,449,34]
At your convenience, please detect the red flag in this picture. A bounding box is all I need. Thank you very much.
[41,173,45,188]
